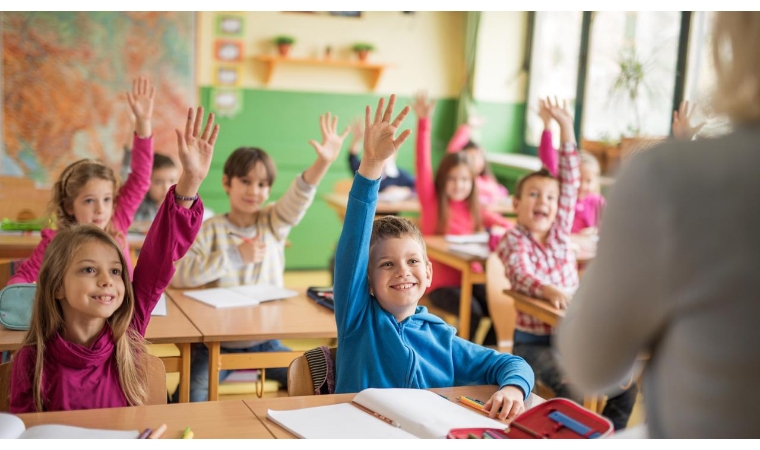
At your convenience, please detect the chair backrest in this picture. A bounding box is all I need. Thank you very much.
[485,252,515,353]
[144,353,168,405]
[0,361,10,412]
[287,346,337,397]
[0,353,165,412]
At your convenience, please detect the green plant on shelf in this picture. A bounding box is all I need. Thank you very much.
[273,35,295,45]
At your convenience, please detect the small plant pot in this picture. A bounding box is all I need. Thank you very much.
[277,44,291,57]
[356,50,369,62]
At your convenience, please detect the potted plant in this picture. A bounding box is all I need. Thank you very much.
[273,35,295,57]
[351,43,375,62]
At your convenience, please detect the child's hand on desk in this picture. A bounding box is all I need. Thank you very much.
[542,285,571,309]
[309,112,350,164]
[238,235,266,265]
[484,386,525,420]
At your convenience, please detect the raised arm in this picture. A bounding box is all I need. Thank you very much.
[672,100,706,141]
[547,97,580,234]
[113,77,156,232]
[334,95,411,335]
[412,91,438,235]
[132,106,218,333]
[537,97,558,176]
[302,112,349,186]
[497,232,545,298]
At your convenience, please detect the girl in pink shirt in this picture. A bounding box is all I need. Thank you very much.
[9,77,156,284]
[10,107,219,413]
[413,91,513,344]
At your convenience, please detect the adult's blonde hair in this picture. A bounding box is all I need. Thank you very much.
[711,12,760,124]
[20,225,147,411]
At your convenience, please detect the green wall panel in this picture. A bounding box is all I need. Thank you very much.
[198,87,459,269]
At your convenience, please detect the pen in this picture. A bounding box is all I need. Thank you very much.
[137,428,152,439]
[351,401,401,428]
[182,426,194,439]
[148,423,167,439]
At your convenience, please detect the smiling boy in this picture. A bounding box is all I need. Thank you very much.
[334,95,534,420]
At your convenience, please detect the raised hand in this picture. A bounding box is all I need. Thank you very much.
[672,100,705,140]
[348,118,364,155]
[537,98,553,129]
[309,112,350,163]
[411,90,436,119]
[358,95,412,180]
[545,96,576,145]
[126,76,156,138]
[175,106,219,199]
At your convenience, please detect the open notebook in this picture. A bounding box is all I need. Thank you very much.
[0,413,139,439]
[267,388,506,439]
[183,284,298,308]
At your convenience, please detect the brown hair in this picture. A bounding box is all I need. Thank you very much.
[462,140,496,179]
[19,225,147,411]
[370,215,428,262]
[514,168,558,199]
[223,147,277,187]
[711,12,760,124]
[49,159,124,246]
[433,152,483,234]
[152,153,176,171]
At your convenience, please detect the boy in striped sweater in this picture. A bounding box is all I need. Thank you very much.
[172,113,348,402]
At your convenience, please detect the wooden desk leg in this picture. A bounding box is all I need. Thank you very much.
[207,341,221,401]
[177,343,191,403]
[458,269,473,339]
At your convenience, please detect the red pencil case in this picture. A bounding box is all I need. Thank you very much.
[447,397,614,439]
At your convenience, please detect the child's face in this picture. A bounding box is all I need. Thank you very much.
[368,236,432,321]
[578,163,600,200]
[223,162,272,215]
[514,176,560,235]
[464,148,485,175]
[148,166,179,204]
[67,178,115,229]
[56,241,125,326]
[445,164,474,202]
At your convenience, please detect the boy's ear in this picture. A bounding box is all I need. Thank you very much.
[424,259,433,288]
[222,174,230,193]
[512,195,520,211]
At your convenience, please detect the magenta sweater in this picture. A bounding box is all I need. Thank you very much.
[8,133,153,284]
[9,186,203,413]
[416,118,511,292]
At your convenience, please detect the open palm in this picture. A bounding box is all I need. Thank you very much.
[126,76,155,121]
[363,95,412,162]
[309,112,349,163]
[176,106,219,182]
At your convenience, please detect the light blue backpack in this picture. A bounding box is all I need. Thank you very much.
[0,283,36,330]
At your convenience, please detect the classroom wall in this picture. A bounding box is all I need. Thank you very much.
[196,11,471,270]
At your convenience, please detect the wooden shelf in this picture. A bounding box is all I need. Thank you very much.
[253,55,389,90]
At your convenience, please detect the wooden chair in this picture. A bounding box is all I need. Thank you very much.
[484,253,514,353]
[0,353,167,412]
[286,346,337,397]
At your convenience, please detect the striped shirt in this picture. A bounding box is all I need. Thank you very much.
[497,143,580,335]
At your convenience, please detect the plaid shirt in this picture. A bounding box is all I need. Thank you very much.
[497,143,580,335]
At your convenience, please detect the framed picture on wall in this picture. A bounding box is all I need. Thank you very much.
[216,14,244,37]
[211,87,243,118]
[215,40,243,62]
[215,66,240,86]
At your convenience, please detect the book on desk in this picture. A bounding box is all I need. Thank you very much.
[183,284,298,309]
[0,412,139,439]
[266,388,505,439]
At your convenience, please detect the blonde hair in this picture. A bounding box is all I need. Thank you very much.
[579,151,601,174]
[19,225,147,411]
[711,12,760,124]
[49,159,126,250]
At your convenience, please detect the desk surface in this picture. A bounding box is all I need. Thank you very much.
[0,297,200,352]
[247,385,545,439]
[424,236,489,265]
[166,288,338,343]
[16,399,272,439]
[506,290,565,328]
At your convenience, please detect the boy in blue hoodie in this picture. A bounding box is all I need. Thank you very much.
[334,95,535,420]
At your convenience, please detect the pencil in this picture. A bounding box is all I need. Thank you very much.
[351,401,401,428]
[137,428,152,439]
[149,423,167,439]
[227,231,254,243]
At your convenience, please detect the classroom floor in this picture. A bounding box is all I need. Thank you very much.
[167,269,646,428]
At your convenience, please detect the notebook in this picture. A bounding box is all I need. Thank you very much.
[266,388,505,439]
[150,293,167,316]
[306,286,334,311]
[183,284,298,308]
[0,412,139,439]
[444,232,490,244]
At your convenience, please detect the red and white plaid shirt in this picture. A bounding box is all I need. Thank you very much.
[497,143,580,335]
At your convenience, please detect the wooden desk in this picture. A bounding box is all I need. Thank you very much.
[0,231,145,262]
[16,399,272,438]
[424,236,488,340]
[166,288,338,401]
[0,296,201,403]
[246,385,545,439]
[323,192,514,222]
[505,289,564,328]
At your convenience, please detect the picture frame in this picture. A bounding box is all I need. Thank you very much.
[216,14,244,37]
[214,40,243,62]
[210,87,243,118]
[215,66,240,86]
